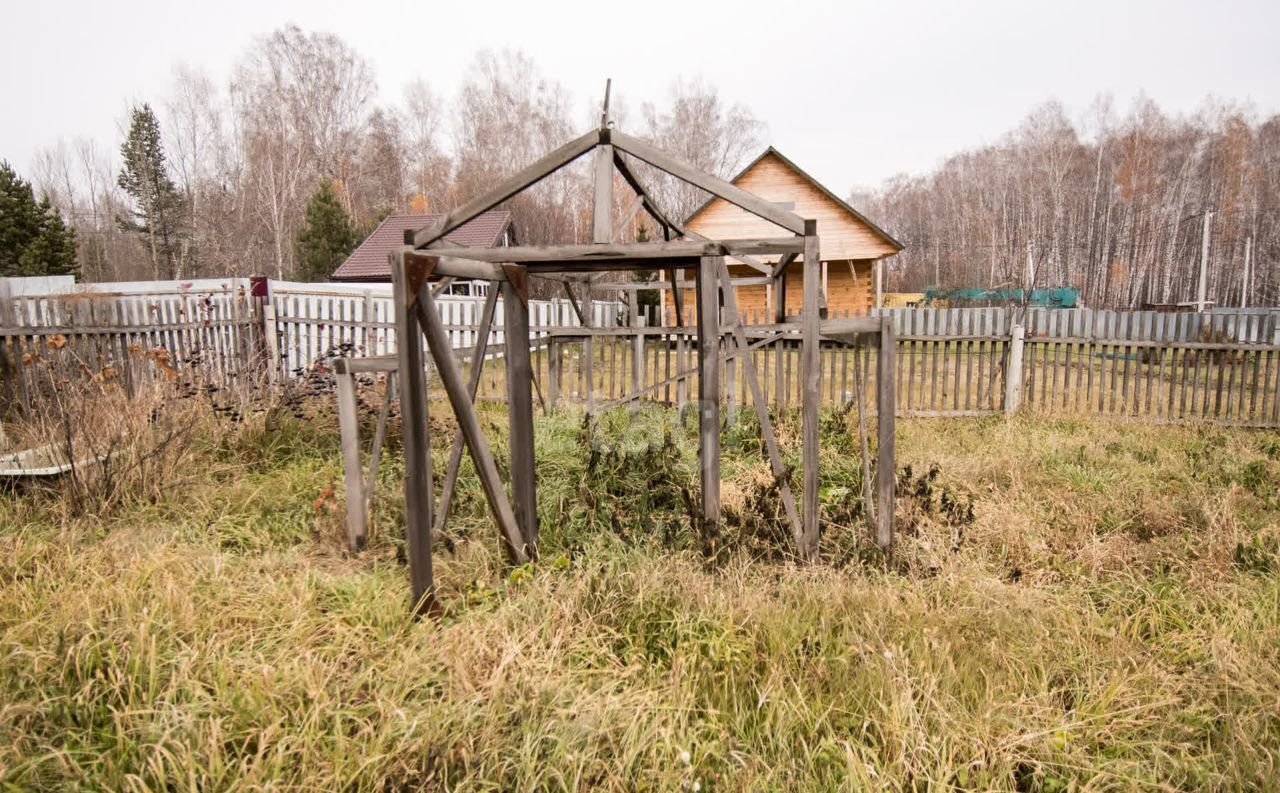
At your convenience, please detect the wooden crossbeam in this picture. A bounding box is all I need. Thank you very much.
[612,150,684,236]
[416,291,530,565]
[611,130,807,235]
[715,257,804,550]
[412,129,600,248]
[771,251,799,280]
[612,192,646,243]
[432,238,802,265]
[684,228,771,275]
[434,289,499,538]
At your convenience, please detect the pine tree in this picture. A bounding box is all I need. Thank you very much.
[118,103,188,279]
[0,161,78,277]
[295,182,359,282]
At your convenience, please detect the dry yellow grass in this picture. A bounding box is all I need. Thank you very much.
[1,400,1278,790]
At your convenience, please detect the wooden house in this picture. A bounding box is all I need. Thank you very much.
[662,147,902,322]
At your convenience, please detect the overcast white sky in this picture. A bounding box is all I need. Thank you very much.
[3,0,1279,195]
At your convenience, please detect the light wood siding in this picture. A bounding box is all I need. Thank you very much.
[687,152,898,261]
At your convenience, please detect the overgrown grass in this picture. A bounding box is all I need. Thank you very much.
[1,400,1278,790]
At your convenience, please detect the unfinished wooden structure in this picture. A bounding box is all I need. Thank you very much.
[386,95,896,614]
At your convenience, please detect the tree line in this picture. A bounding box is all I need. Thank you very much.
[854,98,1279,309]
[12,27,760,285]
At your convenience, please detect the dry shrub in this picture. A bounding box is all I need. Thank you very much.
[4,346,226,518]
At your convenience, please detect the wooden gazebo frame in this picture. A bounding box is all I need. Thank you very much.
[390,116,895,614]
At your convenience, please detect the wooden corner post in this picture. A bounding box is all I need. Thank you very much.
[391,251,435,615]
[876,315,896,550]
[696,255,722,556]
[800,220,821,561]
[502,270,539,553]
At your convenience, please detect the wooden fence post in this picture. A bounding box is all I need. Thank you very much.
[696,256,722,555]
[335,361,367,550]
[800,221,821,560]
[503,278,539,553]
[0,278,14,419]
[876,316,896,550]
[1004,324,1025,415]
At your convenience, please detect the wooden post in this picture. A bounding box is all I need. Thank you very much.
[390,252,435,615]
[335,364,367,550]
[503,278,539,553]
[0,277,14,419]
[548,337,561,406]
[774,264,787,408]
[629,291,643,410]
[417,291,530,565]
[593,139,614,244]
[800,221,821,560]
[696,255,722,556]
[875,316,896,550]
[1004,324,1025,415]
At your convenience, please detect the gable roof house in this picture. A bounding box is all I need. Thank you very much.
[330,210,515,289]
[663,147,902,323]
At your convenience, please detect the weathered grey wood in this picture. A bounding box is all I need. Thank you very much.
[503,280,539,552]
[412,130,599,248]
[629,291,643,410]
[611,149,685,235]
[404,249,508,281]
[336,370,367,550]
[612,130,807,235]
[876,316,896,550]
[1004,325,1025,414]
[849,338,876,533]
[391,252,435,614]
[612,192,646,243]
[364,371,395,503]
[333,355,400,374]
[417,291,530,565]
[715,257,803,550]
[800,226,821,559]
[596,275,775,291]
[593,141,615,244]
[696,256,722,555]
[434,289,499,536]
[430,238,799,265]
[682,228,773,275]
[770,251,799,280]
[774,264,787,408]
[548,338,561,405]
[671,268,686,326]
[594,330,783,412]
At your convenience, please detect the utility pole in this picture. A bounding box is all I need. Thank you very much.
[1196,210,1214,312]
[1240,235,1252,309]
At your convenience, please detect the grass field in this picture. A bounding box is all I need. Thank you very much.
[2,397,1279,790]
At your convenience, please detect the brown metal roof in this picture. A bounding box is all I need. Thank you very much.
[330,211,514,281]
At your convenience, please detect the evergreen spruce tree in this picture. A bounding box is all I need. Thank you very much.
[295,182,359,282]
[118,103,188,278]
[0,161,78,277]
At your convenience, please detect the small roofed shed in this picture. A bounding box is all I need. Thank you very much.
[330,210,514,282]
[662,147,902,322]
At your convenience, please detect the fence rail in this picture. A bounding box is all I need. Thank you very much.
[2,276,1278,428]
